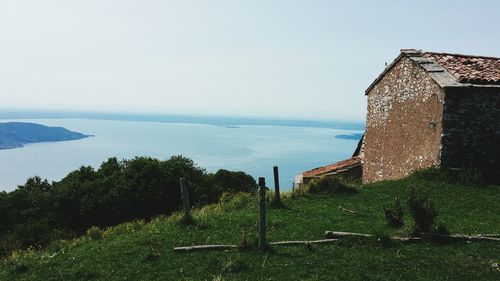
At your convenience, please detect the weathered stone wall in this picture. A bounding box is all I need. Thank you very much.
[441,87,500,170]
[363,56,445,183]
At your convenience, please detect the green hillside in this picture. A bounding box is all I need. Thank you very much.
[1,172,499,281]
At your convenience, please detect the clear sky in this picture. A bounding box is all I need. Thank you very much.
[1,0,499,121]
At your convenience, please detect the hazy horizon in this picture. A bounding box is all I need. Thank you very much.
[0,107,366,123]
[1,0,499,120]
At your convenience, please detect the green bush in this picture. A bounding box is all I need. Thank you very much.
[407,187,437,233]
[383,196,404,228]
[305,176,357,195]
[0,156,256,256]
[218,192,254,211]
[401,221,418,237]
[0,235,21,257]
[85,226,103,240]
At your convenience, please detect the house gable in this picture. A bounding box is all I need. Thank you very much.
[363,55,445,183]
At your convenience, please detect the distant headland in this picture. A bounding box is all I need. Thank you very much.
[335,133,363,140]
[0,122,91,150]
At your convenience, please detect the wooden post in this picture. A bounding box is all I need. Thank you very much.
[258,177,266,250]
[273,166,281,204]
[179,178,190,218]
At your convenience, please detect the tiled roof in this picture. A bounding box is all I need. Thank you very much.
[366,49,500,94]
[423,52,500,85]
[303,156,361,178]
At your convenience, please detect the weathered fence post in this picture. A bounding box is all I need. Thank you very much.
[273,166,281,204]
[258,177,267,250]
[179,178,190,218]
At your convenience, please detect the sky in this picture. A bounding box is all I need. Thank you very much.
[0,0,499,122]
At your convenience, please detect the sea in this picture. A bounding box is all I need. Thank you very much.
[0,116,364,192]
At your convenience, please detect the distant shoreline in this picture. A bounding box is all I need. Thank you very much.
[0,122,91,150]
[0,111,365,131]
[335,133,363,140]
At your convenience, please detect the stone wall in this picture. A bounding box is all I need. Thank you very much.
[441,87,500,170]
[363,56,445,183]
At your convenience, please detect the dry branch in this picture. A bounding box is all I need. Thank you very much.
[174,232,500,253]
[324,231,371,239]
[325,230,500,242]
[269,239,338,246]
[420,233,500,242]
[338,205,358,214]
[174,239,339,252]
[174,244,237,252]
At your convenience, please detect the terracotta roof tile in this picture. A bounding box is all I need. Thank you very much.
[423,52,500,85]
[303,156,361,178]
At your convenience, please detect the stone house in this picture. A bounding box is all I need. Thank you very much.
[297,49,500,186]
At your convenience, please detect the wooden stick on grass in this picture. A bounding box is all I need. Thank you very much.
[325,231,500,242]
[338,205,358,214]
[174,245,238,253]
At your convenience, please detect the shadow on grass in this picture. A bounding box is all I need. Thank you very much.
[269,199,289,210]
[176,214,210,230]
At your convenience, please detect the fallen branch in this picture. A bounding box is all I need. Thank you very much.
[324,231,371,239]
[325,230,500,242]
[269,239,338,246]
[174,244,237,253]
[174,231,500,252]
[324,230,420,242]
[480,234,500,238]
[174,239,339,252]
[338,205,358,214]
[392,237,424,242]
[420,233,500,242]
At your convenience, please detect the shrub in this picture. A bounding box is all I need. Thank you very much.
[401,222,418,237]
[6,220,57,250]
[211,170,257,193]
[288,187,307,198]
[407,187,437,233]
[85,226,103,240]
[218,192,254,211]
[373,229,392,247]
[305,176,357,195]
[0,155,257,256]
[383,196,405,228]
[0,235,21,257]
[179,213,196,227]
[7,260,28,275]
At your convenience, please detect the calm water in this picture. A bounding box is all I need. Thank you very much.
[0,119,362,191]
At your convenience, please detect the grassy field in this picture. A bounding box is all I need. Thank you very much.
[1,172,499,280]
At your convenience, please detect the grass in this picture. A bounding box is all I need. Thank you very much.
[1,172,499,280]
